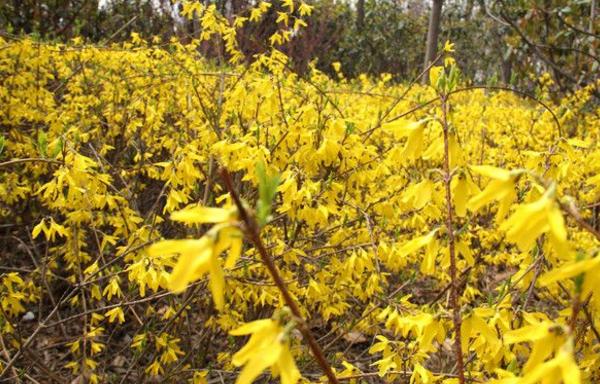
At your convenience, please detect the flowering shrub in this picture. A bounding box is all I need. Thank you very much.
[1,2,600,383]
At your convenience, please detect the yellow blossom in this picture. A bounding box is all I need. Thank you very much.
[383,119,429,160]
[146,206,243,310]
[468,165,519,220]
[499,185,569,255]
[230,318,300,384]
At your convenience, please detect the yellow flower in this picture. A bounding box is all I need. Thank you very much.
[401,178,434,210]
[383,119,429,161]
[519,338,580,384]
[298,2,313,16]
[147,237,214,289]
[170,205,237,224]
[146,206,243,310]
[499,185,569,255]
[429,66,444,89]
[230,319,300,384]
[467,165,519,220]
[451,173,479,217]
[538,257,600,287]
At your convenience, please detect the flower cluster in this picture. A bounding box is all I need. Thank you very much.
[1,5,600,382]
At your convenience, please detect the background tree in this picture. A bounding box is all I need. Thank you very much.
[0,0,597,97]
[0,0,178,41]
[423,0,444,82]
[491,0,599,96]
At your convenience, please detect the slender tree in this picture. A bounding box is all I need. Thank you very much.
[356,0,365,31]
[423,0,443,82]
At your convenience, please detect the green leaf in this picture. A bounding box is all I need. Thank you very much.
[37,131,48,158]
[256,160,280,228]
[0,136,5,157]
[344,121,356,134]
[50,137,64,158]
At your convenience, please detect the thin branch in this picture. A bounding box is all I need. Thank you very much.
[361,84,563,141]
[441,94,465,384]
[560,202,600,242]
[219,167,339,384]
[0,158,62,168]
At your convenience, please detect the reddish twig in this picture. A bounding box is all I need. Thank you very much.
[560,202,600,242]
[219,167,339,384]
[440,94,466,384]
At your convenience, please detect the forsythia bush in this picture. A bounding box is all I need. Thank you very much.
[1,2,600,383]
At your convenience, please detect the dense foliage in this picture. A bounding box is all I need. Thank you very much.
[1,0,597,94]
[1,1,600,383]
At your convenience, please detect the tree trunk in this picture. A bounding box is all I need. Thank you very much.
[423,0,443,83]
[591,0,597,58]
[356,0,365,31]
[501,58,512,85]
[464,0,474,20]
[591,0,596,35]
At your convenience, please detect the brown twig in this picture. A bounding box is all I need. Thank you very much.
[320,278,414,351]
[219,167,339,384]
[0,298,65,378]
[0,158,62,168]
[560,202,600,242]
[335,369,480,382]
[582,304,600,344]
[440,94,466,384]
[0,334,21,383]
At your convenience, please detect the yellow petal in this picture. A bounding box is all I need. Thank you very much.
[171,206,233,224]
[461,316,473,352]
[225,236,243,269]
[449,133,463,167]
[500,197,550,252]
[208,252,225,310]
[468,179,513,212]
[232,332,267,366]
[398,229,438,257]
[456,240,474,266]
[402,125,426,160]
[420,238,439,275]
[523,335,554,374]
[213,228,233,257]
[165,238,213,293]
[412,363,434,384]
[504,324,549,344]
[276,346,300,384]
[539,257,600,287]
[452,176,468,217]
[429,66,443,88]
[547,205,570,256]
[147,238,207,258]
[520,358,560,384]
[32,219,46,239]
[383,119,425,137]
[559,348,581,384]
[230,319,274,336]
[235,343,282,384]
[402,179,433,210]
[412,179,434,210]
[504,216,548,252]
[470,165,512,181]
[495,187,517,222]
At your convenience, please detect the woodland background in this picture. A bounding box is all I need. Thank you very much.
[1,0,598,96]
